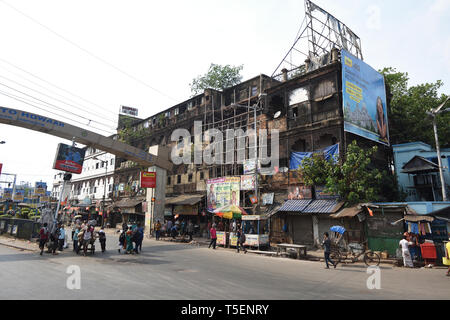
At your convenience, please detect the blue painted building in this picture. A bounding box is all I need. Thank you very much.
[392,142,450,201]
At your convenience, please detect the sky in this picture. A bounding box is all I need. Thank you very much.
[0,0,449,191]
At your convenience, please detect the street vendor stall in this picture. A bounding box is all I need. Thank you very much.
[212,204,247,247]
[241,215,270,250]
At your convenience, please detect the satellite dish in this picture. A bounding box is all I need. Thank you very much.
[273,111,281,119]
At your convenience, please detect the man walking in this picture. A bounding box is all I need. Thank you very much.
[155,220,162,241]
[58,223,65,251]
[82,226,92,256]
[209,224,217,249]
[399,233,414,268]
[322,232,336,269]
[236,228,247,253]
[133,223,144,254]
[39,223,50,256]
[98,227,106,253]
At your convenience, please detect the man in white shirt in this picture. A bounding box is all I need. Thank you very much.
[399,234,414,268]
[82,227,92,256]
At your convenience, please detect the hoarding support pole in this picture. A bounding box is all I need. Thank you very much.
[54,179,66,222]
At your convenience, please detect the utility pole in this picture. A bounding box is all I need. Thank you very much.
[427,96,450,201]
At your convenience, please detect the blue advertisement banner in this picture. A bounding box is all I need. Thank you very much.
[35,182,47,195]
[290,143,339,170]
[341,49,389,146]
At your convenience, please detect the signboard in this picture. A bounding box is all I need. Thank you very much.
[240,175,255,191]
[120,105,138,117]
[173,204,198,216]
[140,171,156,188]
[3,188,12,200]
[216,231,227,245]
[314,186,339,200]
[244,234,269,247]
[13,189,24,202]
[0,163,2,175]
[52,143,86,174]
[341,49,389,146]
[262,193,274,206]
[243,159,257,174]
[287,185,312,200]
[40,195,50,203]
[206,177,240,210]
[230,232,238,247]
[34,182,47,195]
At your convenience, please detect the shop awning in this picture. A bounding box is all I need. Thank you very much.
[404,215,434,222]
[302,199,343,214]
[330,206,361,218]
[165,194,204,206]
[113,199,143,208]
[278,200,312,212]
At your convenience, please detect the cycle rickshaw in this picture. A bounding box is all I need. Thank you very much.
[329,226,380,267]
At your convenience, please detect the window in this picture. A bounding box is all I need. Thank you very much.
[177,175,181,184]
[252,86,258,96]
[167,176,171,185]
[200,171,204,180]
[110,158,114,166]
[188,173,193,182]
[174,108,179,116]
[96,163,99,169]
[187,101,193,110]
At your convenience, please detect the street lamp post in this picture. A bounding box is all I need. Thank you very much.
[426,96,450,202]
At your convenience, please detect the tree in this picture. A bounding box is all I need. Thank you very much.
[190,63,243,95]
[379,67,449,147]
[299,141,393,206]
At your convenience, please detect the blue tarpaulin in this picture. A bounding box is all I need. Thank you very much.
[289,143,339,170]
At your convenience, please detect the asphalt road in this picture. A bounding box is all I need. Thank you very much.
[0,235,448,300]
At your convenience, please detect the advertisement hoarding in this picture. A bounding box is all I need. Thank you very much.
[287,185,312,200]
[341,49,389,146]
[206,177,240,210]
[3,188,12,200]
[140,171,156,188]
[34,182,47,195]
[120,105,139,117]
[52,143,86,174]
[13,189,24,202]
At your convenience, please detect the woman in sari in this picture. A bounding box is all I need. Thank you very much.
[125,230,134,254]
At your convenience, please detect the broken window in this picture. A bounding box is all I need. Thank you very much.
[289,87,308,106]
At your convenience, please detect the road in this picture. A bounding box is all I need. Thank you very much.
[0,235,448,300]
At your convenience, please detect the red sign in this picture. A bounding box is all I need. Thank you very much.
[0,163,2,175]
[140,171,156,188]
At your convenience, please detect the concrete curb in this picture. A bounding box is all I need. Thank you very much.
[0,241,38,252]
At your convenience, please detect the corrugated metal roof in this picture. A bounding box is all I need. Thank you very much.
[278,200,312,212]
[303,199,341,213]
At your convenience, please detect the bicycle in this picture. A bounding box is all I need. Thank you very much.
[332,241,380,267]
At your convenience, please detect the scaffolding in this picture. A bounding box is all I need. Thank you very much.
[272,0,363,81]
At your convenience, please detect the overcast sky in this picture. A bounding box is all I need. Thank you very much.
[0,0,449,191]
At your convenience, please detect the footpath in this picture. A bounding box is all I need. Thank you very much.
[0,227,401,267]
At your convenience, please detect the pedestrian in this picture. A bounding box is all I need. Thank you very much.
[167,219,173,237]
[207,221,212,239]
[39,223,50,256]
[155,220,162,241]
[50,225,59,255]
[187,220,194,242]
[236,228,247,253]
[73,226,80,253]
[118,229,125,253]
[98,227,106,253]
[134,223,144,253]
[399,233,414,268]
[125,230,134,254]
[58,223,65,251]
[181,220,186,236]
[209,224,217,249]
[82,226,92,256]
[322,232,336,269]
[122,221,128,232]
[171,224,178,239]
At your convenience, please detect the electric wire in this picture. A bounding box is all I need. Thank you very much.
[0,89,116,135]
[0,73,118,126]
[0,0,177,102]
[0,81,117,130]
[0,57,119,118]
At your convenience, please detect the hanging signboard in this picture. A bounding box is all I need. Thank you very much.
[3,188,12,200]
[52,143,86,174]
[341,49,389,146]
[240,175,255,191]
[13,189,24,202]
[287,185,312,200]
[140,171,156,188]
[262,193,274,205]
[206,177,240,210]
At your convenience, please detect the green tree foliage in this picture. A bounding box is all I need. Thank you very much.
[190,63,243,95]
[299,141,389,206]
[379,67,449,147]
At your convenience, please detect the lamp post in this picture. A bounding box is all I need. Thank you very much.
[94,156,108,227]
[426,96,450,201]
